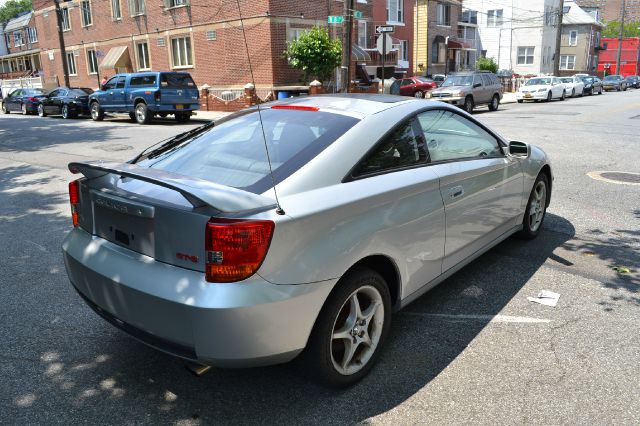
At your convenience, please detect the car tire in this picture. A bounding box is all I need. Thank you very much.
[128,112,136,122]
[546,91,552,102]
[560,90,566,101]
[90,102,104,121]
[463,96,474,114]
[62,105,70,119]
[488,94,500,111]
[1,102,9,114]
[22,103,28,115]
[414,91,424,99]
[517,173,549,240]
[517,99,524,103]
[135,102,152,124]
[37,104,46,117]
[303,267,391,388]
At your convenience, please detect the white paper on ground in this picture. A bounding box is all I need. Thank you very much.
[527,290,560,307]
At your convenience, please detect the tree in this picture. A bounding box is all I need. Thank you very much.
[602,20,640,38]
[284,26,342,83]
[0,0,32,23]
[476,56,499,73]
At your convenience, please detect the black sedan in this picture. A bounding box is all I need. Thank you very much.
[624,75,639,89]
[582,76,603,95]
[1,88,47,115]
[37,87,94,119]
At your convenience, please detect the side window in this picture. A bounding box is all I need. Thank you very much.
[59,89,68,97]
[481,74,493,86]
[48,89,60,97]
[11,89,22,97]
[416,109,502,162]
[104,77,118,90]
[473,75,483,87]
[354,119,427,177]
[116,77,126,88]
[401,78,413,86]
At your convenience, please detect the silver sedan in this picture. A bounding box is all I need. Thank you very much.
[62,94,552,387]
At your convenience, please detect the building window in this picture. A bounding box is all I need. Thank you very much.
[163,0,188,8]
[61,7,71,31]
[487,9,503,27]
[27,27,37,43]
[461,10,477,24]
[111,0,122,20]
[128,0,146,16]
[287,28,306,42]
[206,30,217,41]
[358,20,367,48]
[66,52,77,75]
[517,46,535,65]
[560,55,575,70]
[569,30,578,46]
[81,1,92,26]
[171,36,193,67]
[399,40,408,62]
[432,37,446,64]
[136,42,150,70]
[13,31,23,47]
[87,49,98,74]
[386,0,403,23]
[437,2,451,26]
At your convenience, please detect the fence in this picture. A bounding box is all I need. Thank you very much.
[0,76,44,98]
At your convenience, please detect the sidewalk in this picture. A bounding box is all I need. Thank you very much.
[502,92,518,104]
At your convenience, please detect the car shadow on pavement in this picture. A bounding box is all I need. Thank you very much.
[3,178,583,426]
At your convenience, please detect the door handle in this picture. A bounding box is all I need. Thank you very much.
[449,186,464,199]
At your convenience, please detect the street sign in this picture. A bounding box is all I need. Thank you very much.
[328,16,344,24]
[376,25,394,34]
[353,11,363,19]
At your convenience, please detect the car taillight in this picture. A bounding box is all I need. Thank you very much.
[154,91,161,102]
[205,219,275,283]
[27,97,39,102]
[68,179,81,227]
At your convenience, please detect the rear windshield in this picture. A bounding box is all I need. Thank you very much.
[139,108,359,193]
[603,76,619,81]
[130,75,157,87]
[69,88,93,96]
[24,89,45,96]
[160,74,196,88]
[560,78,573,83]
[416,77,434,83]
[526,78,551,86]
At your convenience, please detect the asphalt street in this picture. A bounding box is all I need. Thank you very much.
[0,92,639,425]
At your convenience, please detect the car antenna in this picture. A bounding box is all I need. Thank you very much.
[235,0,285,216]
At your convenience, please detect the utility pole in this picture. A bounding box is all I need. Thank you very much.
[553,2,564,75]
[342,0,354,92]
[615,0,626,75]
[54,0,70,87]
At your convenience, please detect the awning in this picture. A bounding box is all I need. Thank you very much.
[447,39,473,50]
[0,48,41,61]
[99,46,130,69]
[352,44,371,62]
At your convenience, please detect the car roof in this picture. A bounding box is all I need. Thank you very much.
[268,94,414,117]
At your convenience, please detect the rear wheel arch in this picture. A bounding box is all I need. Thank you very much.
[539,165,552,206]
[341,255,401,309]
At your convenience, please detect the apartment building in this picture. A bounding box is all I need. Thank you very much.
[0,12,41,78]
[21,0,372,91]
[559,1,604,75]
[575,0,640,22]
[463,0,561,76]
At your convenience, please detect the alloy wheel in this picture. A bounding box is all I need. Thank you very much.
[528,180,547,232]
[62,105,69,119]
[414,91,424,98]
[22,103,28,115]
[330,285,385,376]
[135,104,146,123]
[38,104,45,117]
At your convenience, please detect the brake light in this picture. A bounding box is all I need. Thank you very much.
[154,91,161,102]
[270,105,319,111]
[27,97,39,102]
[68,179,81,227]
[205,219,275,283]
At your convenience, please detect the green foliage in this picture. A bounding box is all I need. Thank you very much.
[602,20,640,38]
[284,26,342,83]
[476,56,499,73]
[0,0,32,23]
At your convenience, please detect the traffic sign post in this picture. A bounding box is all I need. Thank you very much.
[375,26,394,93]
[375,25,395,34]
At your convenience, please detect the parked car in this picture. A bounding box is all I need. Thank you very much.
[394,76,437,98]
[427,71,503,113]
[624,75,639,89]
[602,75,628,91]
[89,72,199,124]
[37,87,94,119]
[62,94,552,387]
[516,77,566,103]
[1,88,47,115]
[581,76,603,95]
[560,76,584,97]
[431,74,446,87]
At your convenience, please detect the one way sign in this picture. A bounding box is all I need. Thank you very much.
[375,25,395,34]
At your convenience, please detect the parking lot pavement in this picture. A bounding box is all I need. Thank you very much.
[0,90,639,425]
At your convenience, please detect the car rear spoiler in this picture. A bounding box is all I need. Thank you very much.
[68,161,276,213]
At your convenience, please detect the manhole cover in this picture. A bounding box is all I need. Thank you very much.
[94,144,133,152]
[587,171,640,185]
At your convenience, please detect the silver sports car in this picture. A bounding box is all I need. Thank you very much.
[62,94,552,387]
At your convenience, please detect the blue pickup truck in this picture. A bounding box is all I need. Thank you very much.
[89,71,199,124]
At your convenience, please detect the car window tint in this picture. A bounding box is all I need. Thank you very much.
[12,89,22,97]
[474,75,484,86]
[68,89,91,96]
[116,77,126,89]
[130,75,157,87]
[59,89,68,97]
[354,119,427,177]
[160,73,196,88]
[104,77,118,90]
[416,109,502,162]
[401,79,413,86]
[140,109,358,193]
[48,89,60,97]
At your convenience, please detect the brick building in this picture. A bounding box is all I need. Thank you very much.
[575,0,640,22]
[25,0,372,94]
[0,12,42,78]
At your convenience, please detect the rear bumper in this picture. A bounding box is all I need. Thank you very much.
[149,103,200,113]
[62,228,334,367]
[516,92,547,100]
[428,96,464,105]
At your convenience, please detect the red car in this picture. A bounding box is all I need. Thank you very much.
[398,77,437,98]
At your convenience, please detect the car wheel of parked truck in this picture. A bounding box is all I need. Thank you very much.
[90,102,104,121]
[135,102,152,124]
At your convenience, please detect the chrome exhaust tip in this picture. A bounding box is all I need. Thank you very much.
[185,363,212,377]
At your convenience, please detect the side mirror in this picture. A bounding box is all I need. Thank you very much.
[473,83,482,88]
[508,141,530,158]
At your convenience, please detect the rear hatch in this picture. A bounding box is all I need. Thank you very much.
[159,73,199,108]
[70,161,274,272]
